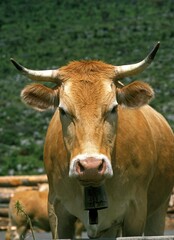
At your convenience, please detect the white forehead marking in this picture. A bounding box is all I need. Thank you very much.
[103,81,113,92]
[103,82,118,109]
[109,99,118,110]
[58,101,68,111]
[59,82,72,110]
[62,81,72,94]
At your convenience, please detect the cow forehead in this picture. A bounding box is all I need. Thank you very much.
[58,60,117,112]
[62,80,114,96]
[59,79,116,111]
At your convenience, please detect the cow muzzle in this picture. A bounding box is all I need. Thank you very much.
[69,154,113,185]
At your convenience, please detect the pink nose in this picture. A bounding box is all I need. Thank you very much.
[76,157,107,183]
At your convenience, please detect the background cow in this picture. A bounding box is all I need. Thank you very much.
[5,185,50,240]
[5,184,84,240]
[11,42,174,239]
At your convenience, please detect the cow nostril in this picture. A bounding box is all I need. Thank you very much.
[77,161,85,173]
[98,160,104,173]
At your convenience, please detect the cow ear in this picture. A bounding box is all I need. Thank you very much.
[21,83,59,111]
[116,81,154,108]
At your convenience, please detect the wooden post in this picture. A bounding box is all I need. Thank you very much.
[0,175,47,187]
[0,204,9,217]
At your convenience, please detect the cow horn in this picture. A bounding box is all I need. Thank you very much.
[10,58,60,83]
[115,42,160,79]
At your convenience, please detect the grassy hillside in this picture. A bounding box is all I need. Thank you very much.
[0,0,174,175]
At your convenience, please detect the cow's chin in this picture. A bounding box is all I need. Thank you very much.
[78,179,105,187]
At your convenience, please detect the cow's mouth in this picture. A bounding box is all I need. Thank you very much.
[84,185,108,225]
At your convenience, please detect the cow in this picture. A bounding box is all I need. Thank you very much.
[5,185,50,240]
[11,42,174,239]
[5,185,83,240]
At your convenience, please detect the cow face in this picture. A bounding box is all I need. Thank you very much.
[19,60,154,186]
[58,62,118,185]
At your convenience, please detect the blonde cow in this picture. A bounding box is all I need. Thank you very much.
[11,42,174,239]
[6,185,83,240]
[6,186,50,240]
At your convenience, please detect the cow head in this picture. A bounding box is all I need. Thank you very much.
[11,42,159,186]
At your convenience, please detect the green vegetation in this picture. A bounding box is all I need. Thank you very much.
[0,0,174,175]
[15,201,36,240]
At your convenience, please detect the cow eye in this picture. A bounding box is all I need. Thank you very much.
[59,107,67,116]
[110,105,118,114]
[110,105,117,114]
[59,107,74,121]
[104,105,117,120]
